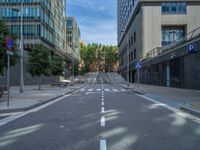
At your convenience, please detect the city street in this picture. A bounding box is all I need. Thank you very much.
[0,73,199,150]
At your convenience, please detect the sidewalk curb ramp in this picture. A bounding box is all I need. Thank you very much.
[180,105,200,117]
[0,90,75,114]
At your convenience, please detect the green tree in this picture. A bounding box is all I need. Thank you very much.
[51,55,64,76]
[80,43,119,73]
[26,45,51,90]
[0,20,18,75]
[74,64,79,76]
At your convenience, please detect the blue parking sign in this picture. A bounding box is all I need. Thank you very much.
[187,43,197,53]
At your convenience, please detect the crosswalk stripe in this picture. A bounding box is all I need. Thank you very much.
[97,89,101,91]
[105,89,109,91]
[80,88,85,92]
[113,89,118,92]
[88,89,93,92]
[120,89,126,91]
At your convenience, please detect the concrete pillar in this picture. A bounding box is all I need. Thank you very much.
[166,62,170,87]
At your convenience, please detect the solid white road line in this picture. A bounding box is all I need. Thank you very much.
[101,107,105,113]
[137,94,200,124]
[101,116,105,126]
[100,140,107,150]
[0,94,71,127]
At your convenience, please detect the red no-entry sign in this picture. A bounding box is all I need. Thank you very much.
[6,36,14,51]
[6,36,14,107]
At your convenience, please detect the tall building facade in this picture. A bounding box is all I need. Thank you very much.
[0,0,78,85]
[0,0,70,58]
[66,16,81,63]
[117,0,200,82]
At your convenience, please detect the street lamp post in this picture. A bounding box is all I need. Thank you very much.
[72,46,79,84]
[12,2,24,93]
[73,52,75,84]
[19,1,24,93]
[121,30,130,87]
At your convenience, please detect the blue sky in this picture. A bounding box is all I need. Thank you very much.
[66,0,117,45]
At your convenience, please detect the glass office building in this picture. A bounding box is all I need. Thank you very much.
[0,0,67,56]
[66,17,81,63]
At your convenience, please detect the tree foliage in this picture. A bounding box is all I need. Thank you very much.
[0,20,18,75]
[51,55,64,76]
[27,44,66,89]
[80,43,119,74]
[26,44,51,77]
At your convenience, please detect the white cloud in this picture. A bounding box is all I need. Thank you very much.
[67,0,117,45]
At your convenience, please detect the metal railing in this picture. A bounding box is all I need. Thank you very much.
[146,26,200,59]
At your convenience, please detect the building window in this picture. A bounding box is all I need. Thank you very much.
[162,2,187,14]
[131,36,133,46]
[134,49,136,59]
[131,51,133,61]
[162,26,185,47]
[134,32,136,43]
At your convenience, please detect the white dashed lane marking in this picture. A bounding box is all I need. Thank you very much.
[101,116,105,127]
[100,140,107,150]
[101,107,105,113]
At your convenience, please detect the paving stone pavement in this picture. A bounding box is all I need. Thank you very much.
[0,84,83,113]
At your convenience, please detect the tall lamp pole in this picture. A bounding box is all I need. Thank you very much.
[121,30,129,87]
[73,52,75,84]
[19,1,24,93]
[73,46,79,84]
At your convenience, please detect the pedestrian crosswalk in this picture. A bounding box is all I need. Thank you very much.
[79,88,127,93]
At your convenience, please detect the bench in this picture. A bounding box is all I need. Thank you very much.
[51,80,70,88]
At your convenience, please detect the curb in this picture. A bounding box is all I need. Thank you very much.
[0,90,75,114]
[130,89,145,95]
[119,85,145,94]
[180,105,200,117]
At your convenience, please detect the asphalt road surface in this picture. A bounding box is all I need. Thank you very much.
[0,73,199,150]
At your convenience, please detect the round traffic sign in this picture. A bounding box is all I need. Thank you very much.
[6,36,14,51]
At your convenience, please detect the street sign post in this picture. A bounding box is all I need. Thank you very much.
[6,36,14,107]
[135,61,142,90]
[135,61,141,69]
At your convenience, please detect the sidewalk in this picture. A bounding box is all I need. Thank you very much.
[120,83,200,117]
[0,84,83,113]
